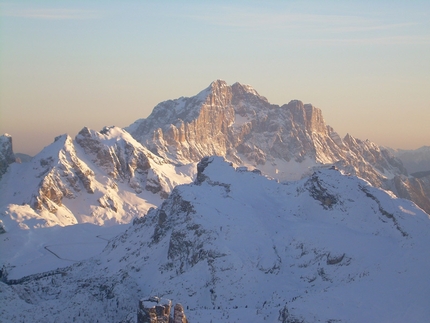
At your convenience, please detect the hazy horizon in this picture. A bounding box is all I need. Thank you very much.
[1,1,429,155]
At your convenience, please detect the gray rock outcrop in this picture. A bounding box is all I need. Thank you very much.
[0,134,15,179]
[137,297,187,323]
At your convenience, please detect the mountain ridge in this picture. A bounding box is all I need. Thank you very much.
[1,80,429,229]
[126,80,429,213]
[390,145,430,174]
[2,156,429,322]
[0,126,194,230]
[2,80,429,323]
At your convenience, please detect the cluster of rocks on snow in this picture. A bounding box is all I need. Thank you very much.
[138,297,187,323]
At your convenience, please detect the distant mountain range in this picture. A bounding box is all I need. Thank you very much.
[2,80,428,230]
[389,146,430,174]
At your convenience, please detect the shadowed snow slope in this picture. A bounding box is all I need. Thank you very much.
[2,157,429,322]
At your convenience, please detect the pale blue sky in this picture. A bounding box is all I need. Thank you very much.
[1,1,429,155]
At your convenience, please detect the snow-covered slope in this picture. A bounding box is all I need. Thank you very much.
[126,80,430,214]
[2,157,429,322]
[0,127,195,230]
[0,222,128,280]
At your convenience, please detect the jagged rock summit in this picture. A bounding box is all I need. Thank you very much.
[0,126,194,229]
[126,79,408,181]
[126,80,430,214]
[2,157,430,322]
[126,80,342,168]
[126,80,378,168]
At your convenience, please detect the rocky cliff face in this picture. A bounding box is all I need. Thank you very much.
[75,126,172,197]
[127,81,347,167]
[138,297,172,323]
[389,173,430,213]
[0,127,194,228]
[126,81,393,171]
[126,80,430,214]
[0,134,15,180]
[127,80,238,164]
[30,135,95,213]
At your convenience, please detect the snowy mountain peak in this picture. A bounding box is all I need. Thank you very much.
[126,81,339,167]
[0,126,195,229]
[209,79,228,90]
[123,81,430,213]
[204,80,266,100]
[232,81,263,97]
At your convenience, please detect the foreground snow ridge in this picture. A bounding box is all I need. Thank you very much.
[1,156,430,322]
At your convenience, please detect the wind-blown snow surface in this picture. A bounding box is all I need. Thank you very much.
[2,157,430,322]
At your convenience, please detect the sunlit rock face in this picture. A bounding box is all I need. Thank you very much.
[137,297,171,323]
[137,297,188,323]
[126,80,430,214]
[127,81,345,167]
[126,80,403,177]
[127,80,237,165]
[0,134,15,179]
